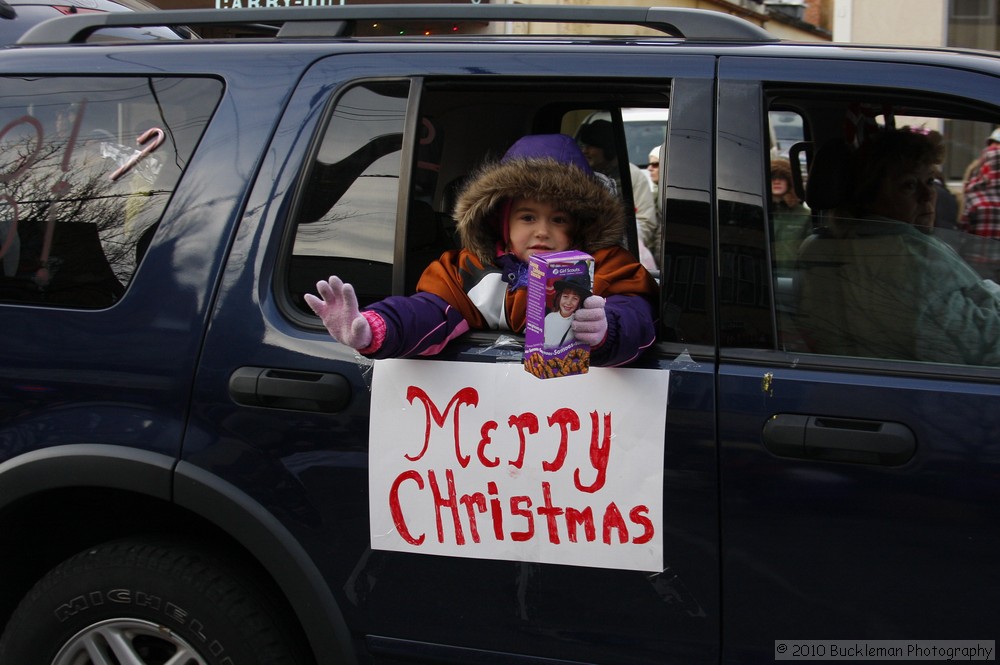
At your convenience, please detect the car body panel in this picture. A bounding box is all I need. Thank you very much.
[715,55,1000,663]
[0,0,188,44]
[186,49,721,664]
[0,11,998,664]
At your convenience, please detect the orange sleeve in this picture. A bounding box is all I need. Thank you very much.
[591,246,659,301]
[415,250,490,329]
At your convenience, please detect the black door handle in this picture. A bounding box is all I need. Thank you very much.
[229,366,351,413]
[762,413,915,466]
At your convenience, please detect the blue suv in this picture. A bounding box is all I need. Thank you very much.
[0,5,998,664]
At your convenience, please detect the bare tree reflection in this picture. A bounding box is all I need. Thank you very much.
[0,132,157,307]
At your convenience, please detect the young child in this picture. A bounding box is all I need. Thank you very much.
[305,133,658,367]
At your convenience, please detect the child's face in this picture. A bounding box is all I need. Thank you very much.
[558,290,582,317]
[506,197,575,262]
[771,176,789,197]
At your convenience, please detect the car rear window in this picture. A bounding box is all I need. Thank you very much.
[0,75,222,308]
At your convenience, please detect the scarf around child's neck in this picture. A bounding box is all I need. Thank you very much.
[496,252,530,291]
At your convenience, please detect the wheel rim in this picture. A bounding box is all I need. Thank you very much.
[52,618,209,665]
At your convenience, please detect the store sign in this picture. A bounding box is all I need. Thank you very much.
[369,359,669,572]
[217,0,340,8]
[215,0,488,8]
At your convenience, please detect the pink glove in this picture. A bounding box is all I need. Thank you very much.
[304,276,373,350]
[572,295,608,346]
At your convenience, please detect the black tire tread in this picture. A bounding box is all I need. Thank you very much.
[0,538,306,665]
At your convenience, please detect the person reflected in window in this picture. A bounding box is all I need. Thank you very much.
[877,127,959,235]
[850,130,939,230]
[770,156,810,270]
[577,120,659,272]
[646,143,665,261]
[797,128,1000,366]
[960,127,1000,269]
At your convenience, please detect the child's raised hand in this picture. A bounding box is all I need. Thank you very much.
[572,295,608,346]
[304,276,373,350]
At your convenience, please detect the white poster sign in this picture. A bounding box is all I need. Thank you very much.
[369,359,669,572]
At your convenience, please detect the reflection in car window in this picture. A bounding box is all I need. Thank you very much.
[774,106,1000,367]
[289,81,408,312]
[0,76,222,308]
[795,214,1000,365]
[769,110,804,161]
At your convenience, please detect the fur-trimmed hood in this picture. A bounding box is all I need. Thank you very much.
[771,157,802,209]
[453,135,626,265]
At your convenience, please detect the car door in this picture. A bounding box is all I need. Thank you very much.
[188,48,723,664]
[715,56,1000,662]
[0,69,225,463]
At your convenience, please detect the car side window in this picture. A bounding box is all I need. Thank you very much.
[289,81,672,315]
[287,81,408,313]
[771,92,1000,367]
[0,76,221,309]
[572,107,666,274]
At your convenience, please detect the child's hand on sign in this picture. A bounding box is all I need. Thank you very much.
[571,295,608,346]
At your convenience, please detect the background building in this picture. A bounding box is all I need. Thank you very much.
[834,0,999,184]
[148,0,834,42]
[143,0,997,183]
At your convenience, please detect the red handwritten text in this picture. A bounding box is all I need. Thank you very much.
[386,386,655,549]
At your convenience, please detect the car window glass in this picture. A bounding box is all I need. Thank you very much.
[0,76,222,308]
[769,109,804,162]
[288,81,675,346]
[288,81,408,313]
[770,95,1000,367]
[571,107,666,274]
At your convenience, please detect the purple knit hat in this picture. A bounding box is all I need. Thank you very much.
[501,134,594,175]
[495,134,594,246]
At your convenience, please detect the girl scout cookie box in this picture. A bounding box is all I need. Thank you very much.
[524,251,594,379]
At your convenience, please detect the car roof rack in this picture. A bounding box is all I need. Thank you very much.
[0,0,16,20]
[17,3,779,46]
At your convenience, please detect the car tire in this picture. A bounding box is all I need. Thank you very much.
[0,538,305,665]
